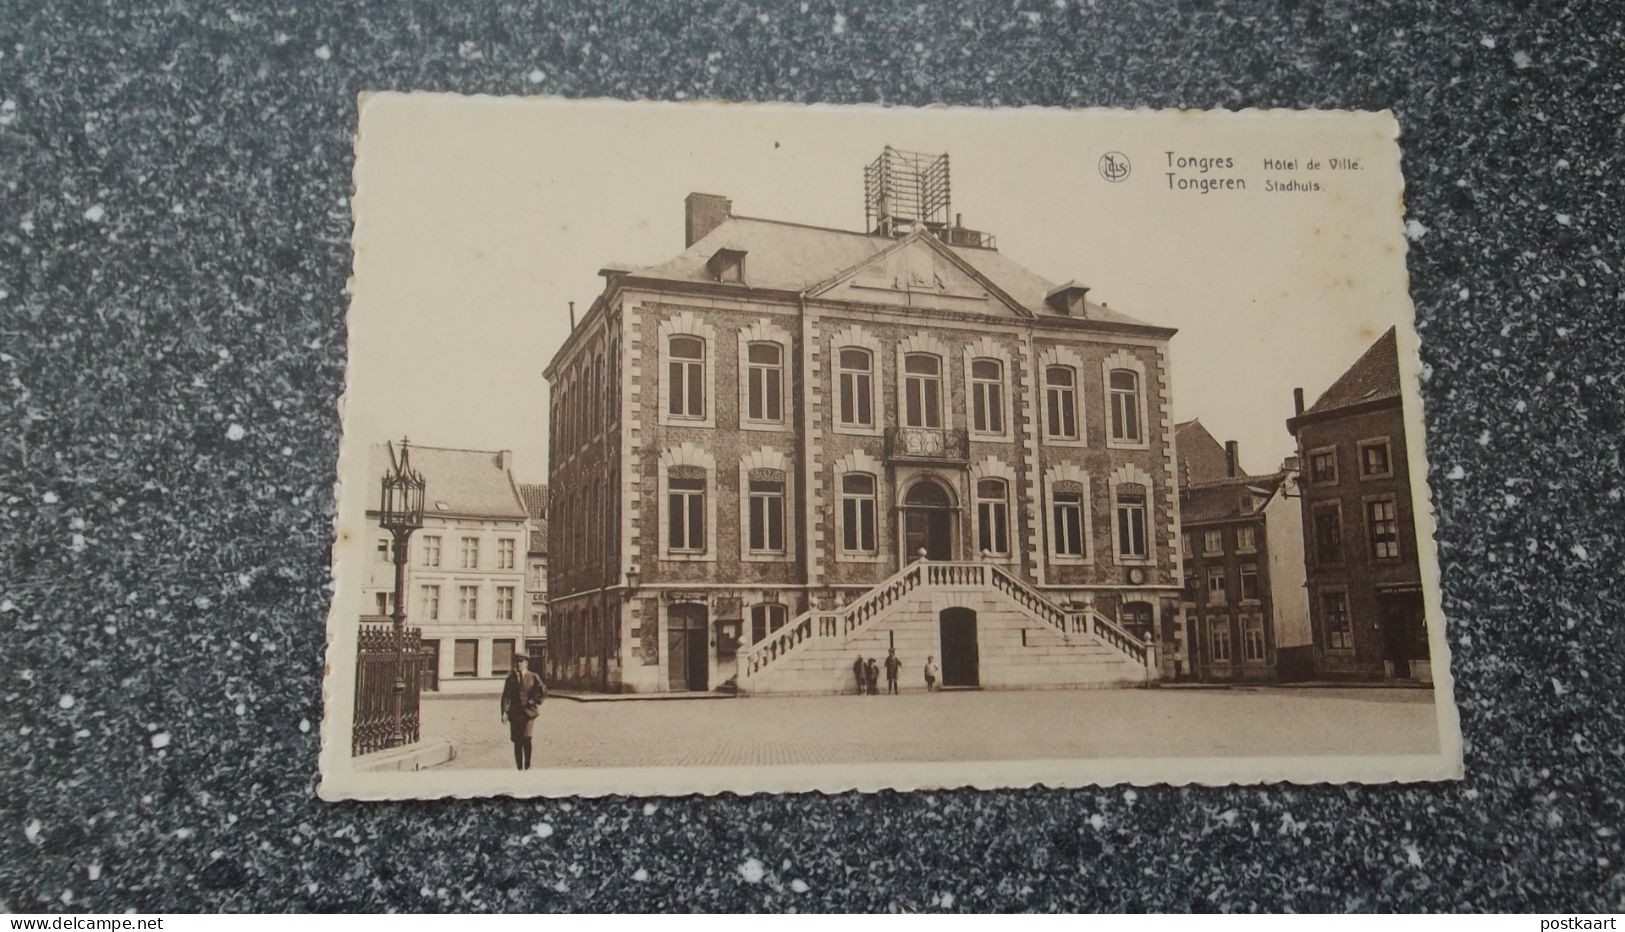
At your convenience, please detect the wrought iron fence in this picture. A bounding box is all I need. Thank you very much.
[352,623,423,756]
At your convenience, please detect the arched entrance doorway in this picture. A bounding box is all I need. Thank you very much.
[901,478,957,561]
[938,607,980,687]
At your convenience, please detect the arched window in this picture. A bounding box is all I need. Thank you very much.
[837,348,873,427]
[593,354,604,436]
[745,342,783,423]
[1109,369,1142,443]
[1115,481,1149,559]
[975,478,1010,556]
[668,336,705,418]
[1044,365,1079,440]
[840,473,877,553]
[970,358,1004,434]
[749,603,787,645]
[903,353,942,428]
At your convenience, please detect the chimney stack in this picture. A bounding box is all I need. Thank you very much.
[1293,387,1305,416]
[1225,440,1240,478]
[684,192,732,248]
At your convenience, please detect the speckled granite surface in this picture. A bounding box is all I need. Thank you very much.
[2,0,1621,913]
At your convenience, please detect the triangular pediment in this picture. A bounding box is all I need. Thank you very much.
[810,233,1032,317]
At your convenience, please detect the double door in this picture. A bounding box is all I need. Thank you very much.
[666,604,708,692]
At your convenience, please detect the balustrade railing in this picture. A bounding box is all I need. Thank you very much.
[739,558,1156,685]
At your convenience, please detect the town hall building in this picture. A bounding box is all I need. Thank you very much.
[543,150,1184,694]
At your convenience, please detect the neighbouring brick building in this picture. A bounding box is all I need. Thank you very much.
[544,149,1182,694]
[363,443,530,693]
[1174,421,1311,682]
[1286,327,1431,682]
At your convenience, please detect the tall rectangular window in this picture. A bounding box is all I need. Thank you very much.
[1309,447,1338,484]
[748,478,786,553]
[837,348,873,427]
[903,354,942,428]
[453,639,478,677]
[1210,619,1232,662]
[1323,591,1353,650]
[1044,366,1078,440]
[458,585,479,621]
[840,474,877,553]
[1239,564,1260,601]
[421,535,441,567]
[376,538,391,563]
[496,586,515,620]
[975,478,1010,556]
[497,538,515,570]
[668,476,705,552]
[1206,566,1227,605]
[1108,369,1142,442]
[1181,533,1192,559]
[749,603,787,645]
[970,359,1004,434]
[746,342,783,422]
[1203,529,1223,555]
[1314,507,1343,564]
[667,336,705,418]
[460,536,479,570]
[1367,499,1400,558]
[1051,490,1084,557]
[1242,616,1266,662]
[420,585,440,621]
[1116,488,1148,559]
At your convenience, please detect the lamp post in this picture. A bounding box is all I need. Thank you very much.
[378,436,427,749]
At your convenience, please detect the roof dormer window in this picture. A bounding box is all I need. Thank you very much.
[707,248,747,284]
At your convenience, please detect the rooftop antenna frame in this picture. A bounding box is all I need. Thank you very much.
[864,146,952,238]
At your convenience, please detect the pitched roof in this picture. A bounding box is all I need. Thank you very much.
[367,443,527,520]
[1302,326,1401,417]
[630,215,1162,328]
[517,483,549,555]
[1173,419,1235,485]
[1180,473,1287,525]
[516,483,549,521]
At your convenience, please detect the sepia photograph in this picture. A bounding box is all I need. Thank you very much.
[320,96,1462,799]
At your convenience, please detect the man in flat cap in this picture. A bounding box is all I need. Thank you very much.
[499,652,546,770]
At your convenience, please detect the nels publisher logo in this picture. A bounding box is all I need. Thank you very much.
[1098,151,1131,183]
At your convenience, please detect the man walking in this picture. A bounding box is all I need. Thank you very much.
[852,654,866,696]
[924,655,940,693]
[884,648,903,695]
[499,652,546,770]
[865,657,880,695]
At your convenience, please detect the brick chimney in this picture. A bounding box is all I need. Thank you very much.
[1225,440,1240,478]
[685,193,732,248]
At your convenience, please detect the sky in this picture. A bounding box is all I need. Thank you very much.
[344,97,1417,484]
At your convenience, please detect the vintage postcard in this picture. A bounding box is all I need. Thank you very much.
[319,94,1463,800]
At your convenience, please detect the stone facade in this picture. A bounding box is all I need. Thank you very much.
[544,192,1182,693]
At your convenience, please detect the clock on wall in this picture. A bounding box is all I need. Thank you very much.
[1127,567,1147,585]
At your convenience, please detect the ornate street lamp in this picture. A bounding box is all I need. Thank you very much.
[378,436,426,748]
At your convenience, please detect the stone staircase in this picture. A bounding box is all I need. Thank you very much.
[736,560,1158,696]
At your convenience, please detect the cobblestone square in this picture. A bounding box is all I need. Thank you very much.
[421,687,1441,772]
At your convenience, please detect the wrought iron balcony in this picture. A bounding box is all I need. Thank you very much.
[884,427,970,464]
